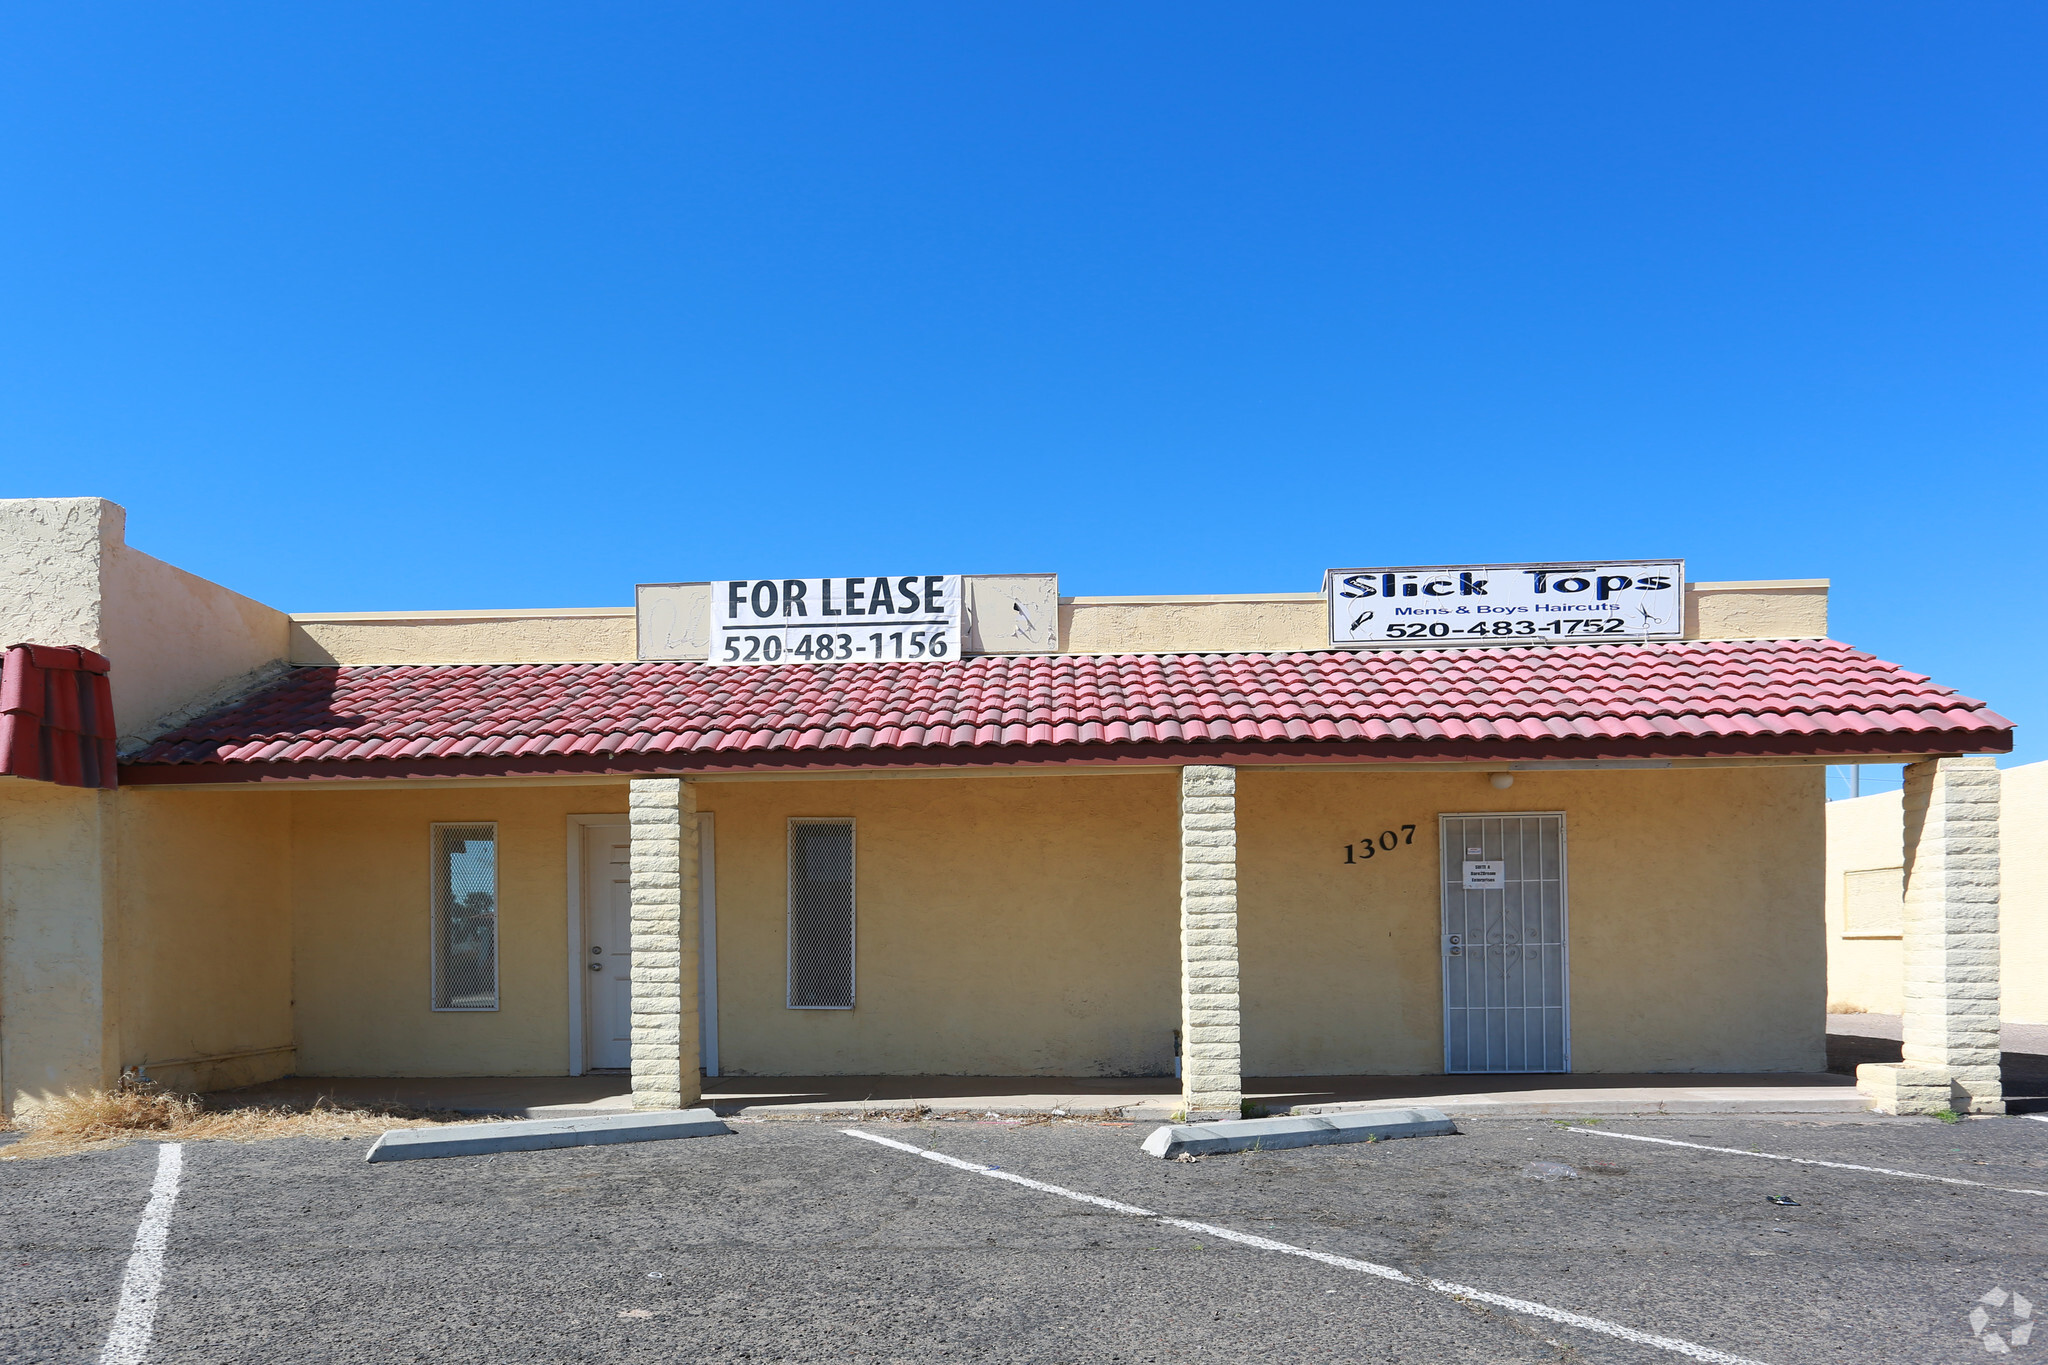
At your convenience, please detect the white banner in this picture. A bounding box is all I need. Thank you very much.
[1325,560,1684,648]
[709,576,961,666]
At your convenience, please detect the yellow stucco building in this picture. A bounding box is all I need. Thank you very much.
[0,498,2017,1119]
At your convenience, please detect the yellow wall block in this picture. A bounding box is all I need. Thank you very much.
[115,789,295,1092]
[1827,760,2048,1026]
[2002,762,2048,1025]
[1238,765,1827,1074]
[0,779,117,1114]
[1823,788,1906,1016]
[274,764,1827,1082]
[290,783,629,1076]
[700,773,1180,1077]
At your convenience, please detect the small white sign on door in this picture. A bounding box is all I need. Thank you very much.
[1462,860,1506,890]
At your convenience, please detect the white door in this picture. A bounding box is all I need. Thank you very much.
[1440,812,1569,1073]
[582,824,634,1071]
[577,817,720,1076]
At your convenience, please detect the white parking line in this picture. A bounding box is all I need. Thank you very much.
[842,1128,1770,1365]
[97,1142,184,1365]
[1569,1128,2048,1197]
[2029,1115,2048,1125]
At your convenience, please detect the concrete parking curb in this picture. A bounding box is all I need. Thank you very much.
[1141,1106,1456,1158]
[1292,1092,1871,1119]
[365,1108,732,1162]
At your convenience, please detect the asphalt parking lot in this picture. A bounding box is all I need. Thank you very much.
[3,1113,2044,1364]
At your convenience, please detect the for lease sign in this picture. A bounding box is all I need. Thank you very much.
[1324,561,1684,648]
[709,576,961,666]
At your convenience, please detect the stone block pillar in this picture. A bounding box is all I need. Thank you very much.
[629,777,701,1111]
[1858,755,2003,1115]
[1179,764,1241,1119]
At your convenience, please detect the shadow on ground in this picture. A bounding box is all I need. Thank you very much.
[1827,1033,2048,1112]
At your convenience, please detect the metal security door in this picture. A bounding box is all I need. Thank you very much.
[1440,813,1569,1073]
[582,825,634,1071]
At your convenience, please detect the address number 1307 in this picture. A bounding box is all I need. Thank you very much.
[1344,825,1416,862]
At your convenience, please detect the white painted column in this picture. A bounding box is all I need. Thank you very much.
[1179,764,1242,1119]
[628,777,701,1111]
[1857,755,2003,1115]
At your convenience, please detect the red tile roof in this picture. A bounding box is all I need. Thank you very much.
[118,639,2011,784]
[2,643,118,788]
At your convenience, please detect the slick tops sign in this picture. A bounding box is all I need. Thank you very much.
[1324,561,1684,648]
[709,576,961,666]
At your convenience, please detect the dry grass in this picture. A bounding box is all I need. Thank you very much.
[1,1079,476,1161]
[1827,1001,1871,1014]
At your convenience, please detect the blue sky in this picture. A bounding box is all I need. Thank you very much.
[3,5,2042,776]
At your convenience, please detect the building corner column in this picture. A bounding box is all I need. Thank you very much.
[1179,764,1241,1120]
[1858,755,2003,1115]
[0,784,120,1119]
[629,776,701,1111]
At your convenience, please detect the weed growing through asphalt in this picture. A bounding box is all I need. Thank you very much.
[1933,1108,1964,1124]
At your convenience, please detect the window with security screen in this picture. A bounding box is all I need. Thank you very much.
[432,823,499,1010]
[788,818,855,1008]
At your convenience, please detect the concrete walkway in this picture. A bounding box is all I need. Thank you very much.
[211,1070,1866,1121]
[208,1075,635,1119]
[708,1073,1862,1120]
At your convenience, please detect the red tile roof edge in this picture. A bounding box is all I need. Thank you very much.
[1,642,119,789]
[117,640,2016,785]
[118,726,2012,786]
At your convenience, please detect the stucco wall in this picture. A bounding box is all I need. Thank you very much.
[289,783,629,1076]
[283,579,1830,666]
[1823,762,2048,1025]
[701,773,1181,1077]
[289,610,636,666]
[1239,765,1828,1074]
[0,497,112,652]
[1823,789,1906,1015]
[1061,596,1328,655]
[0,497,291,744]
[280,765,1826,1080]
[0,778,117,1115]
[2003,762,2048,1025]
[115,790,294,1092]
[100,544,290,742]
[1685,581,1827,641]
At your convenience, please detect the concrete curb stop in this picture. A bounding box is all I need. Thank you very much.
[1290,1093,1870,1118]
[1140,1105,1456,1158]
[365,1107,732,1162]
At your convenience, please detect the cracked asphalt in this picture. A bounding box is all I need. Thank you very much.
[2,1112,2044,1363]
